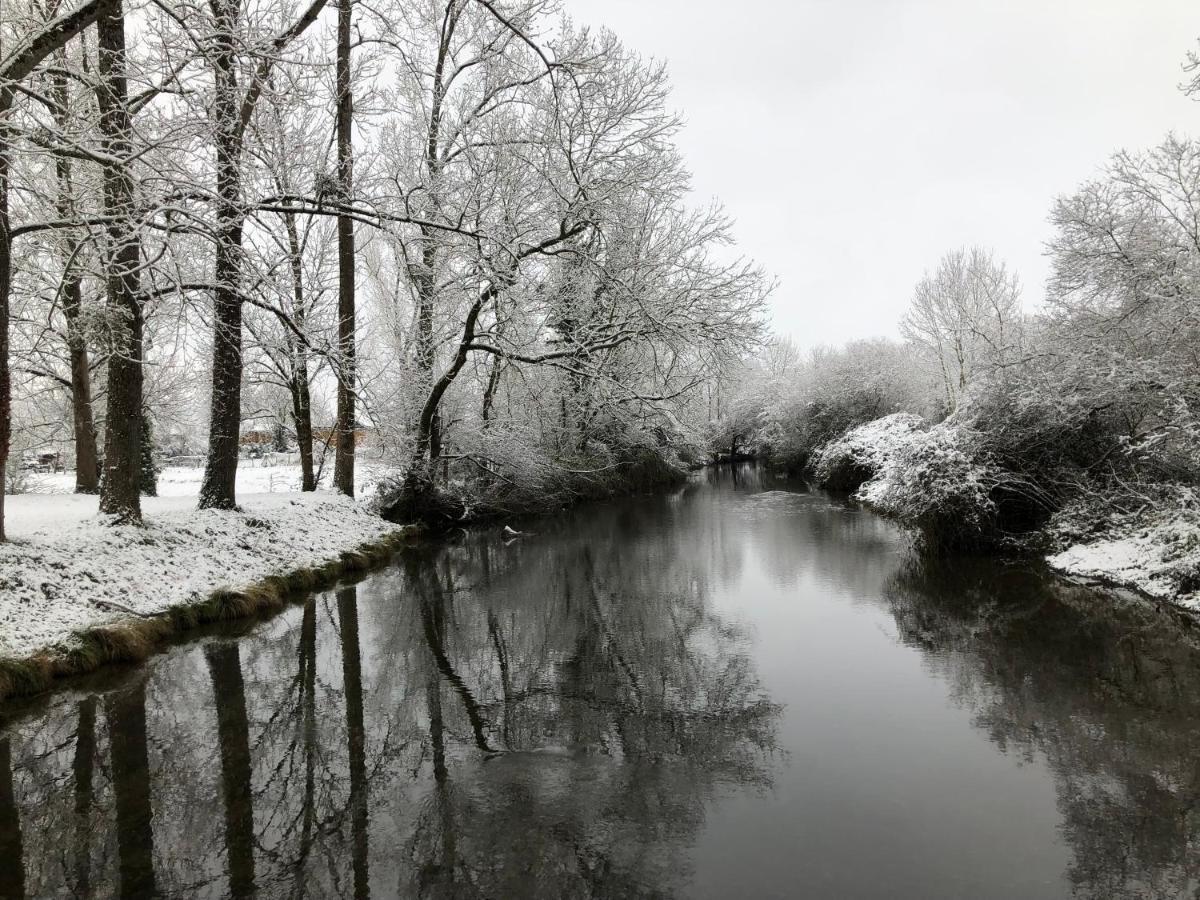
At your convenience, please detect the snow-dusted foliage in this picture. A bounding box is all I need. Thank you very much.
[710,338,936,469]
[811,413,927,492]
[856,422,1000,550]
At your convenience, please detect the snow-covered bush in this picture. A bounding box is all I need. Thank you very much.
[856,422,1002,550]
[810,413,927,492]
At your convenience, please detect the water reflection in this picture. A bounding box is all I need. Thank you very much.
[884,559,1200,898]
[0,477,781,898]
[1,468,1198,898]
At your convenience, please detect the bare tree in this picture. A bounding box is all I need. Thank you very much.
[198,0,330,510]
[331,0,355,495]
[901,246,1023,411]
[0,0,104,537]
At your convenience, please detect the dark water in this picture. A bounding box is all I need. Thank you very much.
[2,466,1200,899]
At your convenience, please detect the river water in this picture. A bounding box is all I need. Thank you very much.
[1,465,1199,898]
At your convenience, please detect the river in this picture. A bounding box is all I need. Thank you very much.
[1,465,1198,898]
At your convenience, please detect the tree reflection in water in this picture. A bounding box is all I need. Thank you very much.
[4,470,1198,898]
[0,497,781,898]
[884,558,1200,899]
[394,534,781,898]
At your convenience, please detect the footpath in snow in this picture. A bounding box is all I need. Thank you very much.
[1,470,405,661]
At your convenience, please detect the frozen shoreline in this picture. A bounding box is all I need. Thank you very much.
[0,487,408,661]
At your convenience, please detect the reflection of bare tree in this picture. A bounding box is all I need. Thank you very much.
[297,597,318,876]
[2,483,781,898]
[394,531,781,898]
[106,680,157,898]
[337,586,370,900]
[206,642,256,897]
[0,734,25,899]
[71,697,97,897]
[884,557,1200,900]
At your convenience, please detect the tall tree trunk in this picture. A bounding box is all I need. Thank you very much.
[290,372,316,491]
[0,735,25,900]
[332,0,356,497]
[282,208,316,491]
[50,62,100,494]
[415,245,440,463]
[480,354,502,425]
[139,407,157,496]
[95,0,144,524]
[106,681,157,899]
[337,587,369,898]
[0,89,12,543]
[199,0,245,511]
[206,642,257,898]
[64,276,100,493]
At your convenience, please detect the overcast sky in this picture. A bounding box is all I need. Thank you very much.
[563,0,1198,349]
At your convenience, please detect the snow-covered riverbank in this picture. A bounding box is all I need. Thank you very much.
[0,490,410,662]
[1047,510,1200,613]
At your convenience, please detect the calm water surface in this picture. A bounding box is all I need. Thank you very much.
[2,466,1199,898]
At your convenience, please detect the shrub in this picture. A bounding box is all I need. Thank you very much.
[810,413,926,492]
[856,422,1000,550]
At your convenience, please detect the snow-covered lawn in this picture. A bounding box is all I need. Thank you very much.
[21,459,395,499]
[0,485,406,660]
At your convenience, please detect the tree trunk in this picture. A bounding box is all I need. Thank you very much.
[282,209,316,491]
[199,0,245,511]
[0,90,12,543]
[64,277,100,493]
[416,246,440,463]
[50,62,100,494]
[139,408,157,496]
[95,0,144,524]
[480,354,502,425]
[332,0,356,497]
[206,642,256,898]
[290,373,316,491]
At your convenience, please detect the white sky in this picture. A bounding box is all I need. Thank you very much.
[563,0,1199,348]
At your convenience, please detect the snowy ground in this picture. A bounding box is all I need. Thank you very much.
[1,463,405,659]
[1047,511,1200,612]
[19,458,395,501]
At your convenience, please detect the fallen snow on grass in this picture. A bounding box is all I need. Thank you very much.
[1048,510,1200,612]
[0,491,403,659]
[24,460,396,498]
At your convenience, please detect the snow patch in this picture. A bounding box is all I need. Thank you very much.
[1048,510,1200,611]
[0,491,404,659]
[811,413,926,489]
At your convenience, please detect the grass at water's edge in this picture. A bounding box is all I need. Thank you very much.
[0,526,423,704]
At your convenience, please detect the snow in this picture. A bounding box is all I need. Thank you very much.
[0,477,406,659]
[1048,512,1200,611]
[811,412,926,485]
[22,459,395,500]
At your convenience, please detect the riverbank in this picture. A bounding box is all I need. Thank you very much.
[1045,503,1200,612]
[0,491,419,701]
